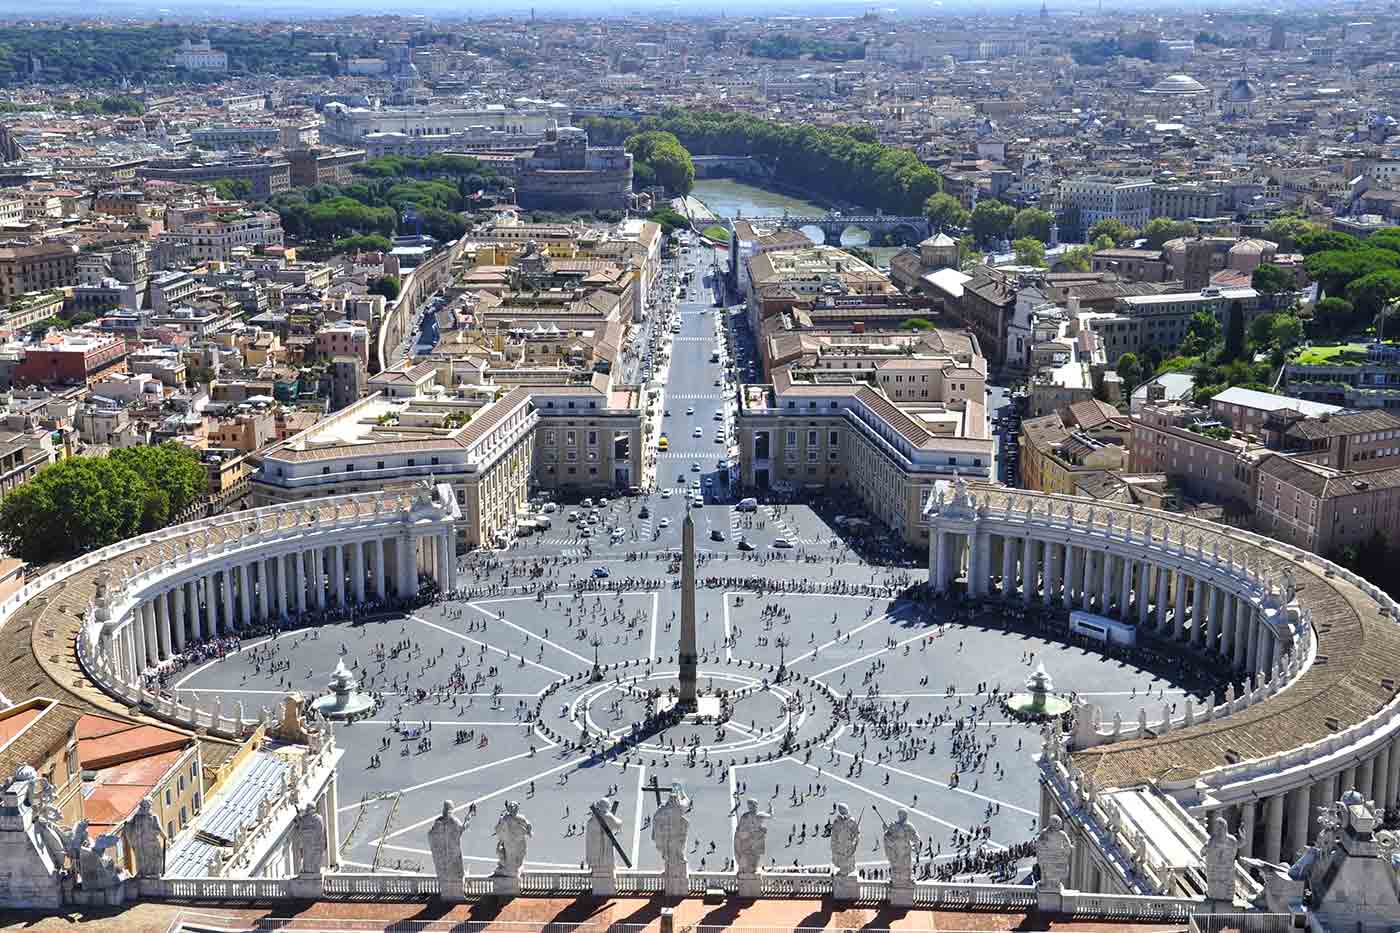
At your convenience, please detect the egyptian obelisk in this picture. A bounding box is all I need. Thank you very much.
[678,507,698,710]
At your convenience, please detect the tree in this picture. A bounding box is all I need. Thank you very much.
[1142,218,1198,250]
[1263,216,1324,252]
[1297,229,1360,255]
[1087,218,1137,246]
[109,444,207,531]
[1345,269,1400,322]
[212,177,253,201]
[1012,207,1054,243]
[1060,244,1093,272]
[1012,236,1046,268]
[369,275,401,301]
[969,199,1016,245]
[624,131,695,195]
[0,457,143,563]
[1182,309,1222,357]
[1271,314,1305,351]
[923,193,968,231]
[1305,248,1400,298]
[1223,300,1246,361]
[1313,296,1356,338]
[1251,262,1295,297]
[1115,352,1143,393]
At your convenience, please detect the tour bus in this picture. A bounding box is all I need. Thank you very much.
[1069,611,1137,647]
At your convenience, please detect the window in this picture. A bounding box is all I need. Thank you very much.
[808,430,818,446]
[165,788,172,806]
[786,431,797,448]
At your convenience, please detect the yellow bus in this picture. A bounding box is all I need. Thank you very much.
[658,436,670,451]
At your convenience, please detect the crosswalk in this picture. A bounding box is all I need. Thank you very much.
[667,393,722,400]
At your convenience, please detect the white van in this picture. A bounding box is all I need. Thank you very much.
[736,498,759,512]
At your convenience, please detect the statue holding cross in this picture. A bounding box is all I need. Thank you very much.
[586,797,628,894]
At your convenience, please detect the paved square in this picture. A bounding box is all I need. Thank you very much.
[177,580,1206,881]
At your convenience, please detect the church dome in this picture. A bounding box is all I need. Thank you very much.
[1148,74,1208,95]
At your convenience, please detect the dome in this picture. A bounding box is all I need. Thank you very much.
[1148,73,1208,95]
[1226,77,1257,101]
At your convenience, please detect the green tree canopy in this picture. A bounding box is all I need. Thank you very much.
[969,200,1016,245]
[369,275,401,301]
[0,445,205,564]
[1263,216,1324,252]
[1141,218,1199,250]
[1012,208,1054,243]
[1012,236,1046,267]
[1305,248,1400,298]
[1182,309,1223,357]
[1060,244,1093,272]
[1345,268,1400,321]
[1251,262,1295,296]
[923,193,968,231]
[624,131,696,196]
[1087,218,1137,246]
[1115,352,1142,392]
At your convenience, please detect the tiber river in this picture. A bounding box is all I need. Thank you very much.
[690,178,872,247]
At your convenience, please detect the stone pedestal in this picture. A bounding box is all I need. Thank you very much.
[833,874,859,901]
[890,881,914,907]
[663,868,688,897]
[440,876,466,903]
[591,869,617,897]
[738,872,761,898]
[492,875,520,896]
[288,873,324,900]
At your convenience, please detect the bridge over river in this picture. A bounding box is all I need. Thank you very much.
[709,210,932,246]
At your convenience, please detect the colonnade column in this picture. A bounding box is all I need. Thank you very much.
[1172,572,1188,639]
[1373,746,1391,808]
[143,603,159,667]
[353,542,367,604]
[332,545,346,606]
[399,536,417,596]
[1233,598,1250,671]
[1001,536,1015,600]
[1022,536,1035,604]
[376,538,388,599]
[1310,773,1338,842]
[173,586,186,651]
[132,616,148,674]
[221,568,235,631]
[1118,558,1132,619]
[156,592,171,660]
[295,551,307,614]
[1386,742,1400,811]
[1262,794,1284,864]
[1286,785,1310,862]
[1238,800,1256,858]
[239,563,253,627]
[1191,580,1208,647]
[185,581,201,642]
[1079,548,1093,610]
[1155,567,1170,630]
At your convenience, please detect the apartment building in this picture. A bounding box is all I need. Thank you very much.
[529,374,643,493]
[252,373,536,550]
[1059,176,1154,231]
[1130,400,1263,510]
[1253,455,1400,555]
[735,366,993,547]
[0,242,79,302]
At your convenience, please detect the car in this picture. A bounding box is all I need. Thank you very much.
[714,378,722,386]
[737,537,755,551]
[661,488,673,499]
[658,517,671,529]
[691,462,701,471]
[638,507,651,519]
[692,427,703,438]
[592,566,610,578]
[710,529,726,542]
[718,459,729,469]
[692,497,704,508]
[713,411,724,420]
[579,527,593,538]
[736,498,758,512]
[582,498,594,508]
[713,434,724,443]
[567,511,580,523]
[542,502,558,514]
[772,538,793,548]
[664,409,672,417]
[686,407,694,416]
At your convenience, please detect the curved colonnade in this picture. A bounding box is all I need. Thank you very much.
[924,481,1400,895]
[14,484,461,738]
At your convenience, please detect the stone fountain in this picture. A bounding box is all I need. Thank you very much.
[1007,662,1072,719]
[310,659,375,720]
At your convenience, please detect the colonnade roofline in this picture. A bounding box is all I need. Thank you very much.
[925,481,1400,795]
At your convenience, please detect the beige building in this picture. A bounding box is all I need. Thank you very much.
[735,363,992,548]
[1019,411,1130,496]
[1253,455,1400,556]
[0,241,79,302]
[529,375,643,493]
[252,371,536,550]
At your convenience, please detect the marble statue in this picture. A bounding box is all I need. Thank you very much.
[651,785,690,876]
[1036,815,1074,890]
[492,800,531,877]
[881,809,921,886]
[733,798,771,876]
[293,803,326,877]
[585,798,624,875]
[77,833,123,889]
[427,800,465,885]
[830,802,860,876]
[1204,815,1239,901]
[126,797,166,879]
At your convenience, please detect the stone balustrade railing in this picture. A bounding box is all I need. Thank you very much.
[133,869,1100,912]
